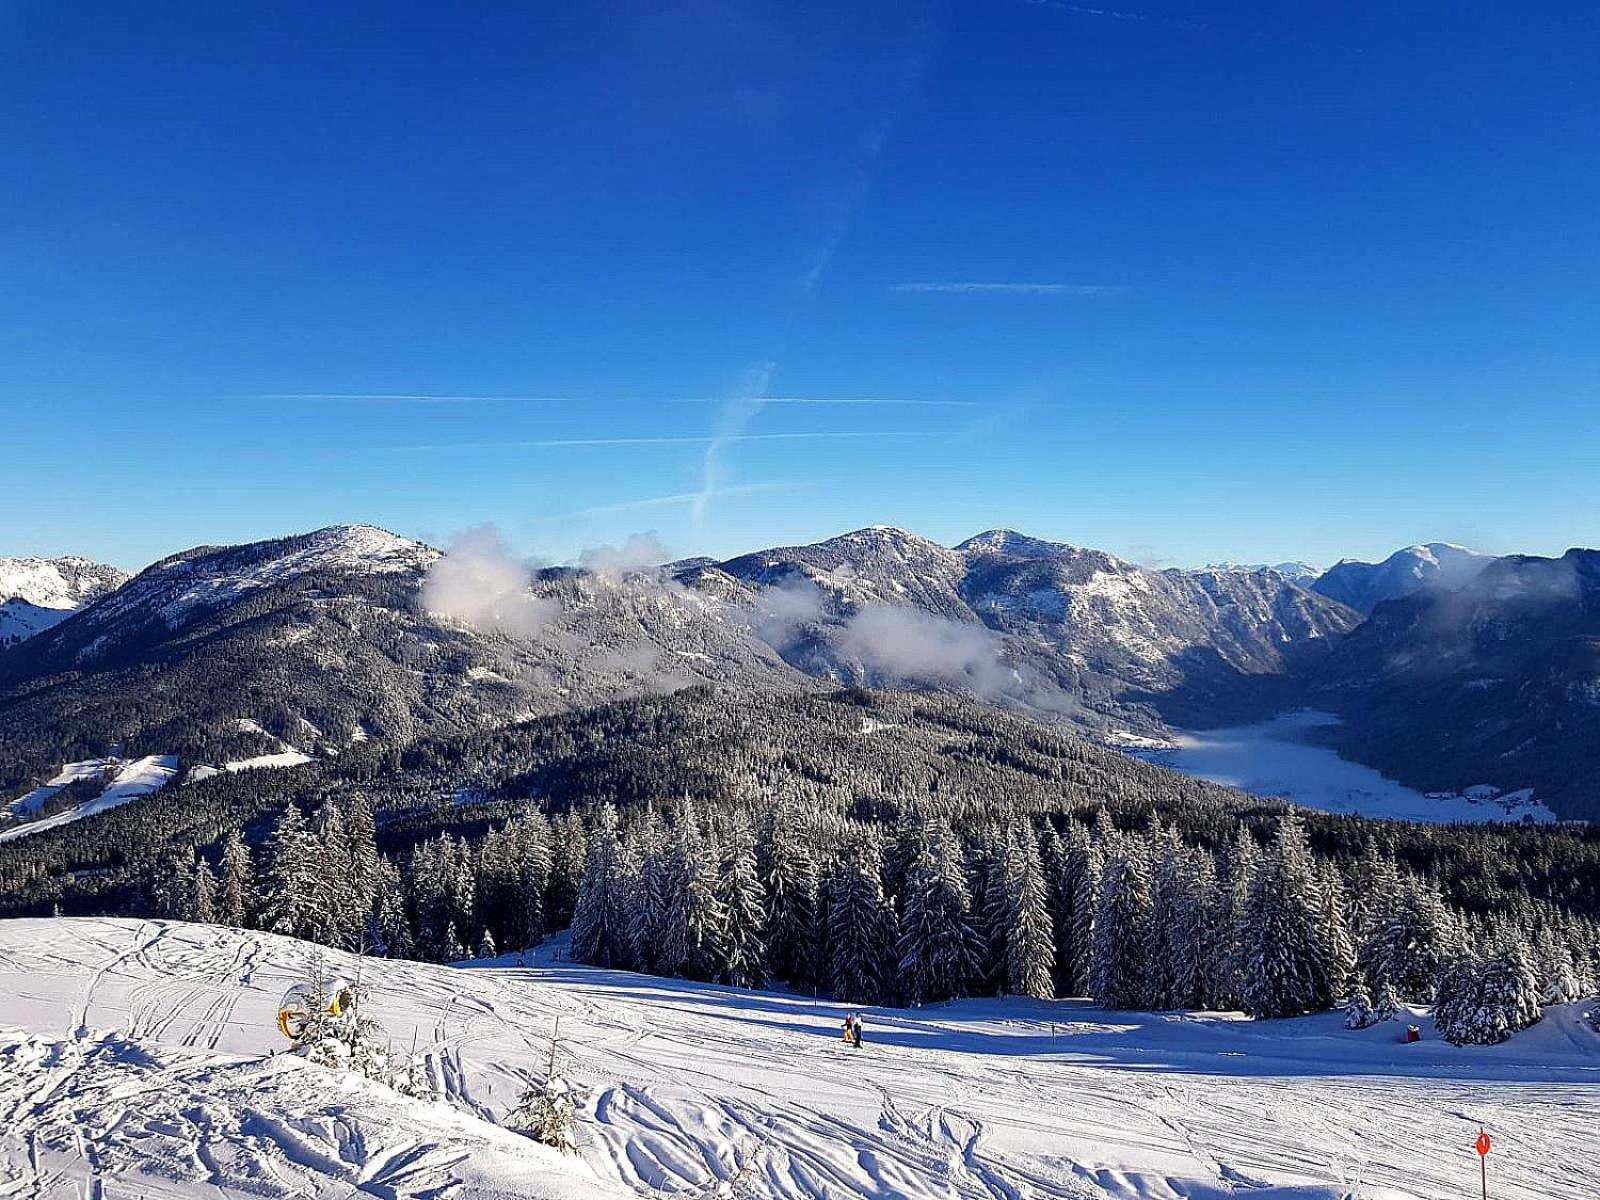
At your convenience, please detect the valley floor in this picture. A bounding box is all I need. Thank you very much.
[0,918,1595,1199]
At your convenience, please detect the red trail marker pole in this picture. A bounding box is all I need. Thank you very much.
[1475,1128,1491,1200]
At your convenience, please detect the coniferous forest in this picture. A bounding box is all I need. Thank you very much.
[1,687,1596,1047]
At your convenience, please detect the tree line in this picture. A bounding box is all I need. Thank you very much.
[146,779,1597,1048]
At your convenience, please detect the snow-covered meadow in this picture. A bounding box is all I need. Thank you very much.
[0,918,1595,1199]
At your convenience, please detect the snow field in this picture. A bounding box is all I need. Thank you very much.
[1120,711,1556,825]
[0,919,1595,1199]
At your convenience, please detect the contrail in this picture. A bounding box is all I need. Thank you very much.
[379,430,940,453]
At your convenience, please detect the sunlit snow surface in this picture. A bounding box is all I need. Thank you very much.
[1119,710,1556,824]
[1,918,1596,1199]
[0,755,180,843]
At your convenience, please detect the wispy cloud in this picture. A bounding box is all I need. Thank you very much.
[692,361,777,528]
[890,282,1132,296]
[549,480,812,520]
[668,395,981,408]
[1023,0,1207,31]
[380,431,939,453]
[237,393,582,403]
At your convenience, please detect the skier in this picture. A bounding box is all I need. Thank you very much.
[853,1014,865,1048]
[842,1014,855,1044]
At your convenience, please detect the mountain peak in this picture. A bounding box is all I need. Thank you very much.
[957,529,1076,559]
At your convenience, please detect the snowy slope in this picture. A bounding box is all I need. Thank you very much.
[0,755,179,843]
[1,918,1595,1200]
[1313,544,1493,614]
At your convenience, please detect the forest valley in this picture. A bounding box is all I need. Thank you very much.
[1,687,1596,1049]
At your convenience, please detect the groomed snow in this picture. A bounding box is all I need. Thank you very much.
[0,918,1594,1200]
[223,750,315,773]
[0,755,179,843]
[1122,711,1556,825]
[2,759,114,821]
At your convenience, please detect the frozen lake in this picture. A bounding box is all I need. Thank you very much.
[1124,709,1554,824]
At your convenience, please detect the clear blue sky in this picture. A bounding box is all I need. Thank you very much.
[3,0,1596,571]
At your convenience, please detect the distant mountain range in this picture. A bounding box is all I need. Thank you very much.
[0,556,129,647]
[1310,543,1494,614]
[1,523,1596,821]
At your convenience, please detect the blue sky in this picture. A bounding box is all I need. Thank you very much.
[3,0,1596,571]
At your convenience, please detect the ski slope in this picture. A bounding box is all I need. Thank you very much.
[0,756,180,844]
[0,918,1595,1200]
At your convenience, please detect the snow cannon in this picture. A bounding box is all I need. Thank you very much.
[276,980,356,1042]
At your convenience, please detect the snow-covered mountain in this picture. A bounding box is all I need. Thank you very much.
[1317,547,1600,822]
[1201,560,1321,582]
[685,526,1359,724]
[0,523,814,794]
[0,554,128,646]
[3,520,1596,819]
[1312,542,1493,614]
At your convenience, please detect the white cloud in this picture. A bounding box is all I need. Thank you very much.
[578,533,673,578]
[420,525,559,637]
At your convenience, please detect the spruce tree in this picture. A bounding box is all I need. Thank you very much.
[1236,817,1334,1019]
[718,818,768,989]
[897,817,979,1004]
[826,837,898,1006]
[762,803,820,987]
[259,804,321,941]
[1090,840,1153,1009]
[218,829,253,928]
[1003,830,1055,1000]
[570,806,635,970]
[192,853,218,924]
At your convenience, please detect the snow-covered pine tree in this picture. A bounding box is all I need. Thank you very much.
[307,800,357,949]
[897,816,979,1004]
[1343,984,1379,1029]
[660,802,727,981]
[259,804,323,941]
[973,830,1011,994]
[1215,823,1260,1009]
[477,928,498,959]
[1357,873,1450,1003]
[826,836,898,1006]
[1164,847,1208,1010]
[508,1025,580,1153]
[1003,828,1055,1000]
[372,857,413,958]
[217,828,254,928]
[1434,938,1542,1046]
[191,853,218,924]
[570,805,636,970]
[1145,822,1185,1009]
[547,809,588,931]
[1236,816,1334,1019]
[761,802,820,987]
[441,920,468,963]
[1061,822,1101,998]
[629,809,671,974]
[718,816,768,989]
[1534,924,1582,1005]
[1090,838,1153,1009]
[1317,863,1357,1001]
